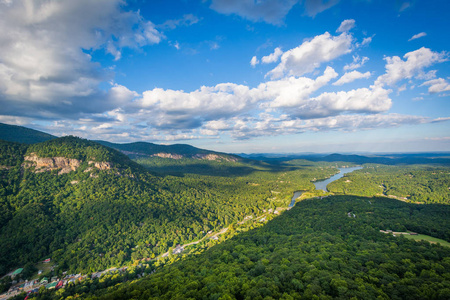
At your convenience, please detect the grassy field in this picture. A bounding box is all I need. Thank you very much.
[403,234,450,247]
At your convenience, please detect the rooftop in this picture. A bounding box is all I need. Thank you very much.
[12,268,23,275]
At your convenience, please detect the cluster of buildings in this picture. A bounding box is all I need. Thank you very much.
[1,269,86,300]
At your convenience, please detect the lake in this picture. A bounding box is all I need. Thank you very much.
[313,166,363,192]
[288,166,363,207]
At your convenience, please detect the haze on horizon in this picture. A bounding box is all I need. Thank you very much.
[0,0,449,153]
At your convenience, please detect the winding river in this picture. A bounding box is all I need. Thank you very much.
[288,166,363,207]
[313,166,363,192]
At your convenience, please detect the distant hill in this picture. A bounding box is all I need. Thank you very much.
[0,137,286,275]
[0,122,56,144]
[243,152,450,165]
[96,140,241,162]
[0,122,240,162]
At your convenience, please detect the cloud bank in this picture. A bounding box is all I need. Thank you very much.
[0,4,448,144]
[0,0,163,119]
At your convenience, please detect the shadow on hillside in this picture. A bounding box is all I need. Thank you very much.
[140,161,298,177]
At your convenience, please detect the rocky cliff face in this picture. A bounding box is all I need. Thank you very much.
[23,153,81,175]
[88,161,113,170]
[23,153,114,175]
[152,153,184,159]
[194,154,239,162]
[151,152,238,162]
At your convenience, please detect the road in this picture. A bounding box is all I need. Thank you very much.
[160,227,229,258]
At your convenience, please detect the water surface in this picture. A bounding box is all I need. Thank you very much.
[289,191,303,207]
[313,166,363,192]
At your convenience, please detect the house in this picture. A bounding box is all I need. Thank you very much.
[45,282,58,289]
[24,280,37,291]
[11,268,23,278]
[40,277,48,284]
[43,258,51,263]
[172,245,184,254]
[55,280,64,289]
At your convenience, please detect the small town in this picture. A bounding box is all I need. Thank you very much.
[0,258,151,300]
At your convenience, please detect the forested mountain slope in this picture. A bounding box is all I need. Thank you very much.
[96,140,240,162]
[327,165,450,203]
[0,122,239,162]
[61,196,450,300]
[0,137,337,276]
[0,123,56,144]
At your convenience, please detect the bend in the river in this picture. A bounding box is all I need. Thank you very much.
[289,166,363,207]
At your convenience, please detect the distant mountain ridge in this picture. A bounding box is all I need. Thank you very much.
[2,122,449,165]
[0,123,239,162]
[0,122,56,144]
[243,152,450,165]
[96,140,240,162]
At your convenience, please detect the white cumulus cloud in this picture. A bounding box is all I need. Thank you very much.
[288,84,392,119]
[420,78,450,93]
[132,65,393,130]
[344,55,369,71]
[336,19,355,33]
[375,47,448,87]
[0,0,161,119]
[333,71,371,86]
[250,56,260,67]
[267,32,353,79]
[261,47,283,64]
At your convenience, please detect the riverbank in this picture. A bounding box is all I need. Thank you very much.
[313,166,363,192]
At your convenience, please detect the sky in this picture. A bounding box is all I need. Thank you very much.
[0,0,449,153]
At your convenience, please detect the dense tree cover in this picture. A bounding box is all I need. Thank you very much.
[245,153,450,165]
[135,156,259,177]
[33,196,450,300]
[327,165,450,203]
[96,140,240,161]
[0,141,27,229]
[26,136,136,164]
[0,123,55,144]
[0,138,337,276]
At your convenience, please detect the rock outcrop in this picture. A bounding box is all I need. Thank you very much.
[152,153,184,159]
[151,152,238,162]
[194,154,238,162]
[23,153,114,175]
[88,161,113,170]
[23,153,81,175]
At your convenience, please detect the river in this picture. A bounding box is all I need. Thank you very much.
[289,191,304,207]
[288,166,363,207]
[313,166,363,192]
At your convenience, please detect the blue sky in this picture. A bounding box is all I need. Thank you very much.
[0,0,449,153]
